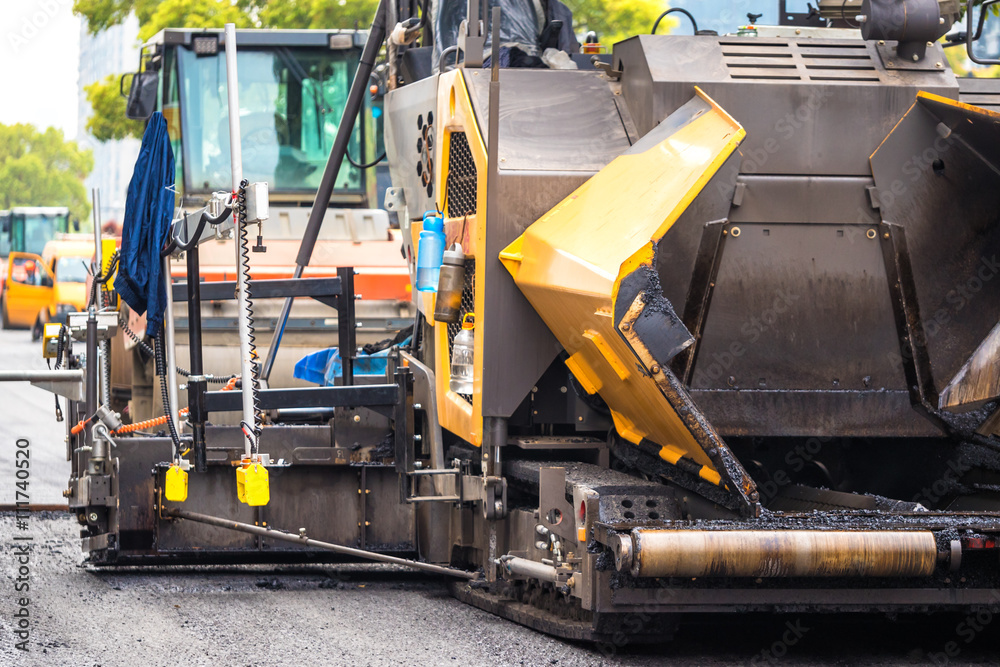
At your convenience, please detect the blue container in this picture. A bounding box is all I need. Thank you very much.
[416,211,445,292]
[293,348,336,385]
[294,338,413,386]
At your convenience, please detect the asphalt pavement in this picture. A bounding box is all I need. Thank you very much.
[0,328,998,666]
[0,327,71,505]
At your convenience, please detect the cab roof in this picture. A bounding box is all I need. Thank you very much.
[8,207,70,215]
[41,238,95,263]
[143,28,366,50]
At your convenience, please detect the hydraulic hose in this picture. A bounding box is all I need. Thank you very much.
[171,206,234,254]
[121,320,235,383]
[53,323,67,421]
[652,8,699,34]
[88,251,119,309]
[155,328,182,458]
[113,377,237,435]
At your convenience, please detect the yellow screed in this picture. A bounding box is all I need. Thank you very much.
[500,88,745,472]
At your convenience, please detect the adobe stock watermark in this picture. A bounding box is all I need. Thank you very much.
[876,252,1000,382]
[711,85,836,203]
[741,87,836,175]
[749,618,811,665]
[756,435,840,504]
[690,287,800,388]
[850,120,960,230]
[920,589,1000,665]
[592,580,687,658]
[10,437,33,652]
[673,0,758,33]
[6,0,73,54]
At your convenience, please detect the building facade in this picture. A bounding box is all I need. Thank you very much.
[76,14,142,227]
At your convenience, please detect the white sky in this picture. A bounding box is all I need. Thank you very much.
[0,0,81,139]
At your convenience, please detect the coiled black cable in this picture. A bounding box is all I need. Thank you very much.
[154,327,182,458]
[52,323,67,421]
[88,251,120,309]
[652,7,699,34]
[85,251,119,411]
[236,179,262,453]
[53,323,67,370]
[121,320,235,383]
[172,205,234,253]
[346,150,387,170]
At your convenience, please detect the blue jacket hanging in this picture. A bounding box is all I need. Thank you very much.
[115,111,176,337]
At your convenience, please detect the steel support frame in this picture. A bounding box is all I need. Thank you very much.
[177,266,363,423]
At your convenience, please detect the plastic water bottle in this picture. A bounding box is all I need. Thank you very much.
[450,313,475,394]
[416,211,445,291]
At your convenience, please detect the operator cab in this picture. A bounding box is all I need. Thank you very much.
[121,29,387,228]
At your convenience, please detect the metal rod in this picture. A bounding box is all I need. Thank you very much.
[338,266,355,386]
[91,189,101,270]
[500,556,562,583]
[94,190,111,408]
[0,504,68,512]
[0,370,84,382]
[224,22,256,453]
[260,268,298,383]
[165,507,478,580]
[162,255,181,433]
[485,416,505,478]
[85,307,100,465]
[481,8,503,484]
[261,0,388,382]
[186,244,207,473]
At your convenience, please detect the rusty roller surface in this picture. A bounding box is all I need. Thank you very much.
[626,530,938,578]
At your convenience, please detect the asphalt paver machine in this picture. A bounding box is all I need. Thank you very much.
[10,0,1000,643]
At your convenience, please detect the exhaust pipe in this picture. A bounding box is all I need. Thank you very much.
[614,529,937,578]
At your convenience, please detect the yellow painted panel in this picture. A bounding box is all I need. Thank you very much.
[432,70,487,447]
[583,330,630,381]
[564,352,602,395]
[501,89,744,470]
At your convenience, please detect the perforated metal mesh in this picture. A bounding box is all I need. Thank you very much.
[445,132,477,218]
[447,258,476,404]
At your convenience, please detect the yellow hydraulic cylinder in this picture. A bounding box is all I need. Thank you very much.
[500,88,744,471]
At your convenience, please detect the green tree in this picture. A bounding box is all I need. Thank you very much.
[76,0,378,145]
[73,0,162,35]
[137,0,256,41]
[568,0,675,46]
[0,124,94,222]
[75,0,666,45]
[75,0,377,37]
[260,0,380,30]
[85,75,145,142]
[75,0,670,144]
